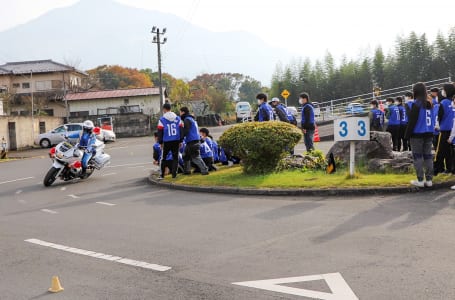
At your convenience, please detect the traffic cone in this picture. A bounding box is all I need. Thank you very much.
[48,276,64,293]
[313,124,320,142]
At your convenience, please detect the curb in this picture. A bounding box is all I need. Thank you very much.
[148,175,455,197]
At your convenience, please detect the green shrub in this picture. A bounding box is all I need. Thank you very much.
[219,121,302,174]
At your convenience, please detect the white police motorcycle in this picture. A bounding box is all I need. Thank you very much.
[43,129,111,187]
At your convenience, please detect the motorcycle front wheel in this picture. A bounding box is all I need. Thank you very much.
[43,167,60,187]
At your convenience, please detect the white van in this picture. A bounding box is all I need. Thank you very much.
[235,101,252,122]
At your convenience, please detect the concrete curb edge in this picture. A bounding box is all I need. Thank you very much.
[148,174,455,196]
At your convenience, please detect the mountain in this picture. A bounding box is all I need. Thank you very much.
[0,0,294,85]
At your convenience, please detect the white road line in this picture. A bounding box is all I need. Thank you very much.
[128,166,144,168]
[18,199,27,204]
[15,190,23,194]
[60,187,66,191]
[102,172,117,176]
[24,238,171,272]
[0,177,35,185]
[108,146,128,150]
[96,201,116,206]
[41,209,58,214]
[106,162,153,168]
[68,194,80,199]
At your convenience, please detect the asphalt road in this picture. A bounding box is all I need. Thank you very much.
[1,136,455,299]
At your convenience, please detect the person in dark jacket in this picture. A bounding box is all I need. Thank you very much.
[369,100,384,131]
[434,83,455,174]
[385,97,401,151]
[405,82,435,187]
[254,93,274,122]
[299,92,315,152]
[396,97,409,151]
[157,103,184,179]
[270,97,289,122]
[179,106,209,175]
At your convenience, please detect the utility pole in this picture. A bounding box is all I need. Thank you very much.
[151,26,167,111]
[30,70,35,142]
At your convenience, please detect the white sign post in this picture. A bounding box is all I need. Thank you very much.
[334,117,370,177]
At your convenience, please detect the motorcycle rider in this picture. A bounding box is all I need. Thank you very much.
[67,120,97,176]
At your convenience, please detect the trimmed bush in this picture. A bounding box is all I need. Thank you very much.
[219,121,302,174]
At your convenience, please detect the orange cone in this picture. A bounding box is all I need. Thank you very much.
[48,276,64,293]
[313,124,320,142]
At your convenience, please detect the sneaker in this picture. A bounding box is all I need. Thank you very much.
[201,172,209,176]
[157,175,164,180]
[451,185,455,190]
[410,180,424,187]
[424,180,433,187]
[172,174,177,179]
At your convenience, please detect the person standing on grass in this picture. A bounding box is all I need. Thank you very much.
[434,83,455,174]
[157,103,183,179]
[385,97,401,151]
[180,106,209,175]
[397,97,409,151]
[405,82,435,188]
[299,92,315,152]
[369,100,384,131]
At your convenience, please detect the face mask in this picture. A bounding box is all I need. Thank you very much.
[442,90,447,98]
[299,98,304,105]
[394,102,399,105]
[370,106,375,109]
[257,99,262,105]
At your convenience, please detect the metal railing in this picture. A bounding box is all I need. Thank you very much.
[310,76,452,121]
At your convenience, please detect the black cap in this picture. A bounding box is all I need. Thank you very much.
[163,103,171,110]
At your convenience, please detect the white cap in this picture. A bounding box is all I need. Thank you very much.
[271,97,280,102]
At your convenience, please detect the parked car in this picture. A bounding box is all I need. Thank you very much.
[346,102,364,114]
[99,128,116,142]
[35,123,116,148]
[286,106,298,117]
[35,123,83,148]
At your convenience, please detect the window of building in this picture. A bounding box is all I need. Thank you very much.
[51,80,63,89]
[12,83,20,88]
[124,98,129,105]
[22,82,30,89]
[36,81,52,91]
[39,122,46,134]
[70,111,89,117]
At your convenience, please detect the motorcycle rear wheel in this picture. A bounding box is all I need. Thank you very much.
[43,167,60,187]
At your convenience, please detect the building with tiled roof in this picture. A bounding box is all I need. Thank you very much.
[65,87,164,117]
[0,59,88,117]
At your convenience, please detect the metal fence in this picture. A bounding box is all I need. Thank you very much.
[306,76,452,122]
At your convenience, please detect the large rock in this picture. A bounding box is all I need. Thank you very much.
[327,131,394,161]
[327,131,414,173]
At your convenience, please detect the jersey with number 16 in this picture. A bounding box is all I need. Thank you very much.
[158,116,183,142]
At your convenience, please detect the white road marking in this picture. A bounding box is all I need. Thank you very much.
[102,172,117,176]
[0,177,34,185]
[18,199,27,204]
[60,187,66,191]
[68,194,80,199]
[108,146,128,150]
[24,238,171,272]
[96,201,116,206]
[106,162,153,168]
[128,165,144,168]
[15,190,23,194]
[41,209,58,214]
[233,273,358,300]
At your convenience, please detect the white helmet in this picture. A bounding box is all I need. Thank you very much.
[83,120,94,131]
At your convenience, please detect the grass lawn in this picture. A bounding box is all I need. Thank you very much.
[164,166,454,189]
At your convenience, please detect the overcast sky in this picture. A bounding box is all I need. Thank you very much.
[1,0,454,63]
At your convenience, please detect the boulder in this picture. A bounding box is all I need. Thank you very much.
[327,131,394,162]
[327,131,414,173]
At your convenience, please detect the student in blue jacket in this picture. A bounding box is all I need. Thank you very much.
[385,97,401,151]
[405,82,435,188]
[434,83,455,174]
[254,93,275,122]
